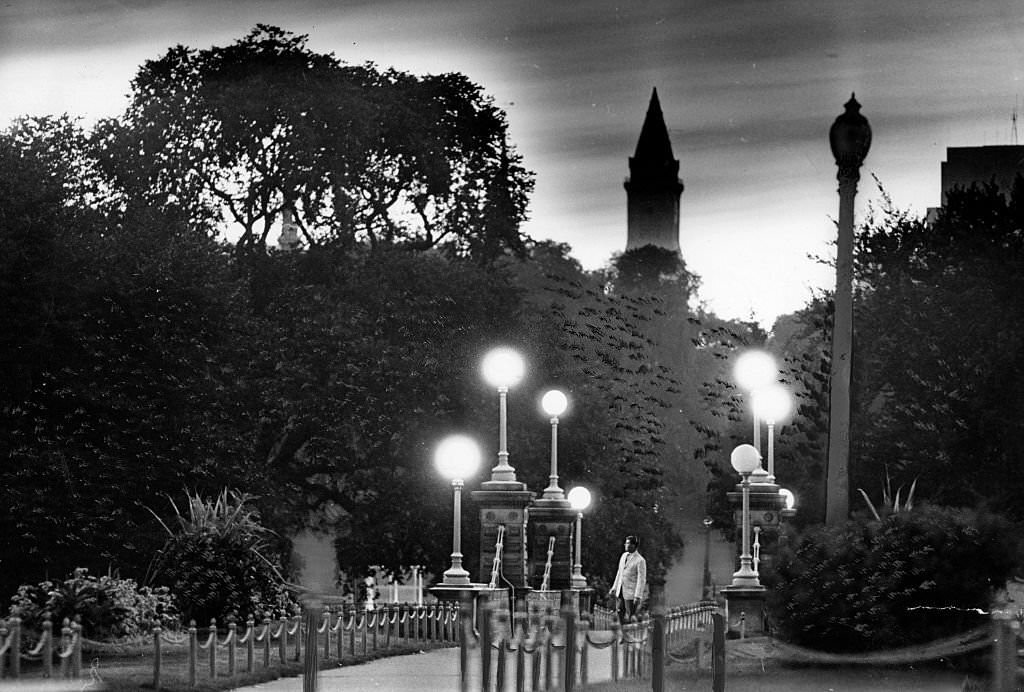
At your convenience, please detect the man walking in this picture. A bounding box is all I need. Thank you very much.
[609,535,647,622]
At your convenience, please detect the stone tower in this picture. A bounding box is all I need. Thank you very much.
[624,88,684,252]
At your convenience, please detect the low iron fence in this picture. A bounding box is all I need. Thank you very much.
[0,602,459,688]
[0,614,84,680]
[460,595,720,692]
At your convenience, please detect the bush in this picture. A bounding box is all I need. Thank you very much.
[8,567,178,643]
[765,504,1018,652]
[148,489,293,626]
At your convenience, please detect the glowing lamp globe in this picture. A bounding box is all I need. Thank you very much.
[752,384,792,425]
[482,347,525,389]
[730,444,762,475]
[779,488,796,510]
[434,435,481,480]
[733,350,776,392]
[542,390,568,417]
[567,486,592,511]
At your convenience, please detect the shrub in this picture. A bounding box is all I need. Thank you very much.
[8,567,178,643]
[148,489,293,626]
[765,504,1018,652]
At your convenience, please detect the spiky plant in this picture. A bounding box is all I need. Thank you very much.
[857,468,918,521]
[148,489,292,625]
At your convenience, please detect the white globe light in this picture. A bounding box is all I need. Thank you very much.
[541,389,568,417]
[752,384,792,424]
[733,350,776,392]
[434,435,481,480]
[482,347,525,388]
[779,488,796,510]
[730,444,762,475]
[567,486,592,511]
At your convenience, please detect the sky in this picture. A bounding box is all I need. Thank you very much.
[1,0,1022,328]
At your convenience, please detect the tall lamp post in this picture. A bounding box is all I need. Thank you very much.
[701,516,713,599]
[541,390,569,500]
[733,350,777,455]
[435,435,482,585]
[567,486,592,589]
[729,444,762,588]
[826,94,871,525]
[481,347,525,484]
[752,384,791,484]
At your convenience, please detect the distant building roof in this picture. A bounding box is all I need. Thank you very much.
[940,145,1024,205]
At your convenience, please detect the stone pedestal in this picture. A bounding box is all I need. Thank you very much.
[527,499,575,591]
[472,484,533,594]
[721,585,767,637]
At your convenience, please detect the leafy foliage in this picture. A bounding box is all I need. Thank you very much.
[148,490,292,625]
[95,25,534,260]
[8,568,177,642]
[848,178,1024,517]
[766,504,1017,652]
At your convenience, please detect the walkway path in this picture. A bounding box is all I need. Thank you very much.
[234,642,616,692]
[237,522,734,691]
[663,522,735,604]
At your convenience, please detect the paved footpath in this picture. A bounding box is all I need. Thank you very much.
[235,641,615,692]
[235,533,730,692]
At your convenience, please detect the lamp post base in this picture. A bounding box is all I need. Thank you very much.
[443,562,472,585]
[721,584,767,638]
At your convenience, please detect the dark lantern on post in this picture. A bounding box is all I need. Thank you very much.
[829,94,872,182]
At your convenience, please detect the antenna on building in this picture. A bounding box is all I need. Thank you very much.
[1012,96,1019,145]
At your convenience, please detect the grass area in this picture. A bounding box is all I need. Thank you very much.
[8,640,450,691]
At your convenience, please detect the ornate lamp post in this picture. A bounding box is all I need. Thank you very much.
[729,444,762,588]
[751,384,791,484]
[541,390,569,500]
[826,94,871,525]
[567,486,592,589]
[701,516,714,599]
[435,435,482,585]
[481,347,525,484]
[733,350,777,455]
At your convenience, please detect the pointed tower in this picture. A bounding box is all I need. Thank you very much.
[624,88,684,252]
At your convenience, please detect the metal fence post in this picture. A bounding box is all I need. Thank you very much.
[992,608,1018,692]
[562,595,577,692]
[302,597,321,692]
[650,577,666,692]
[712,612,725,692]
[152,626,162,690]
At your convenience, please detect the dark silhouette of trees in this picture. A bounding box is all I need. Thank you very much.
[93,25,533,261]
[849,179,1024,518]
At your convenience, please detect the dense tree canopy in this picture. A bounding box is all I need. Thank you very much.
[849,180,1024,517]
[93,25,533,260]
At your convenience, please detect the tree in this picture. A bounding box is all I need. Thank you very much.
[94,25,533,260]
[848,180,1024,517]
[0,119,252,598]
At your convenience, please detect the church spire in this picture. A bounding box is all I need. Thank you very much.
[632,88,678,178]
[624,88,684,252]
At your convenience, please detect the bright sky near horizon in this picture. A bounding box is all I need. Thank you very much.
[2,0,1022,328]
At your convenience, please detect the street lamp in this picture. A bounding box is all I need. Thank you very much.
[733,350,777,454]
[779,488,796,512]
[752,384,792,483]
[827,94,871,525]
[701,516,714,599]
[435,435,482,585]
[567,486,592,589]
[730,444,762,587]
[481,347,525,484]
[541,390,569,499]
